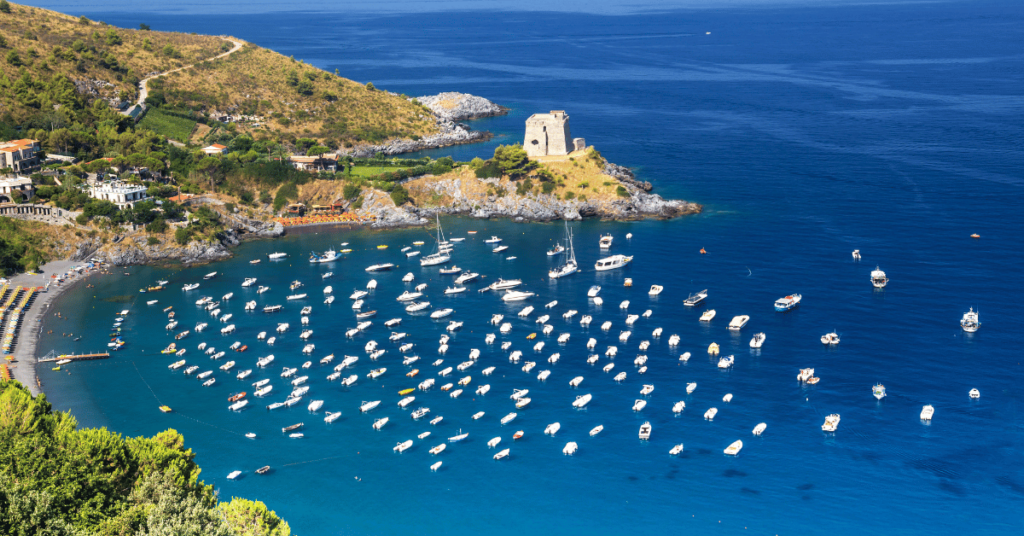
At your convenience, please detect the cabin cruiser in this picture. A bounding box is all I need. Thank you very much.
[599,234,613,249]
[852,249,862,260]
[613,371,626,381]
[749,333,766,348]
[455,272,480,285]
[501,290,535,302]
[638,422,652,440]
[396,290,423,302]
[430,308,454,319]
[487,279,523,291]
[728,315,749,330]
[700,309,716,322]
[350,290,369,300]
[683,289,708,307]
[920,405,935,421]
[640,384,654,395]
[484,236,502,244]
[821,332,840,345]
[594,254,632,272]
[871,266,889,288]
[822,414,840,431]
[960,307,980,332]
[365,263,395,272]
[774,294,802,311]
[309,248,339,263]
[405,301,430,312]
[872,384,886,400]
[969,388,981,399]
[544,422,561,435]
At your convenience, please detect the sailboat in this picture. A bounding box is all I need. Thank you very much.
[420,215,451,267]
[548,222,578,279]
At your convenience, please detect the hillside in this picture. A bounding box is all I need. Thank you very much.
[0,2,226,121]
[0,2,438,145]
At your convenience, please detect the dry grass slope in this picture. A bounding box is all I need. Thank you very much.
[0,2,225,120]
[156,45,437,143]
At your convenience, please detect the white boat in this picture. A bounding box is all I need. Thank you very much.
[519,306,534,317]
[325,412,342,423]
[704,408,718,420]
[599,234,613,249]
[594,254,632,271]
[309,248,339,263]
[183,283,200,291]
[396,291,423,302]
[448,430,468,442]
[241,277,257,288]
[572,394,592,408]
[724,440,743,455]
[613,371,626,382]
[638,422,652,440]
[365,263,395,272]
[562,441,578,456]
[640,384,654,395]
[873,384,886,400]
[544,422,561,435]
[920,405,935,421]
[455,272,480,285]
[493,448,510,460]
[589,425,604,437]
[669,444,684,456]
[852,249,861,260]
[580,315,592,326]
[420,215,452,266]
[405,301,430,312]
[753,423,767,436]
[728,315,749,330]
[871,266,889,288]
[445,286,466,294]
[367,280,378,290]
[774,294,802,311]
[501,413,517,425]
[484,236,502,244]
[548,223,579,279]
[588,286,601,298]
[256,286,269,295]
[821,332,840,345]
[385,318,402,327]
[619,300,629,310]
[960,307,980,332]
[308,400,323,412]
[325,296,335,304]
[147,300,158,305]
[679,352,691,362]
[700,310,716,322]
[672,401,686,413]
[492,245,509,253]
[406,250,421,258]
[268,252,287,260]
[515,397,531,409]
[360,400,381,412]
[322,272,333,279]
[476,384,490,395]
[501,290,535,302]
[717,355,734,369]
[482,366,496,375]
[373,417,389,430]
[604,363,616,373]
[632,399,647,411]
[822,414,840,431]
[749,332,765,348]
[263,305,283,313]
[430,308,454,319]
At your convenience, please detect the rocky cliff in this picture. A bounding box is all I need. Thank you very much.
[415,92,509,121]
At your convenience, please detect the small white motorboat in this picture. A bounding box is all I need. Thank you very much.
[669,444,684,456]
[360,400,381,412]
[728,315,749,330]
[700,310,716,322]
[724,440,743,456]
[501,413,517,425]
[373,417,389,430]
[822,413,840,432]
[672,401,685,413]
[704,408,718,420]
[632,399,647,412]
[753,423,767,436]
[821,332,840,345]
[562,442,578,456]
[638,422,652,440]
[429,443,447,456]
[493,448,510,460]
[488,437,502,448]
[920,405,935,421]
[544,422,561,435]
[969,388,980,399]
[749,332,765,348]
[572,394,592,408]
[394,440,414,453]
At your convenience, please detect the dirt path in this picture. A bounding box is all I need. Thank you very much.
[135,37,245,108]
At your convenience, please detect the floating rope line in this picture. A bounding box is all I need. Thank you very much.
[132,361,162,406]
[281,454,347,468]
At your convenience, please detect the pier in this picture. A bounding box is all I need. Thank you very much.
[38,350,111,363]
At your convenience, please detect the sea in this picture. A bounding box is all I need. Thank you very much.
[26,1,1024,534]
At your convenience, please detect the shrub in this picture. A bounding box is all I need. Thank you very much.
[474,161,501,179]
[541,182,556,194]
[615,185,630,198]
[342,183,361,200]
[564,191,575,200]
[75,213,89,225]
[390,185,409,206]
[224,203,235,213]
[578,194,587,202]
[351,195,363,210]
[174,228,190,245]
[147,236,159,245]
[239,191,254,204]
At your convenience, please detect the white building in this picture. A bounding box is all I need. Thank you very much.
[89,181,149,208]
[0,176,35,203]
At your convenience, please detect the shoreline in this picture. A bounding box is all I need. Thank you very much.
[6,261,102,396]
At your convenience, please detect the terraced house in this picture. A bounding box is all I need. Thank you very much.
[0,139,40,173]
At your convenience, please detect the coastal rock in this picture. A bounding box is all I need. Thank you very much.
[415,92,508,122]
[346,119,490,158]
[603,162,652,192]
[96,236,231,266]
[356,189,429,228]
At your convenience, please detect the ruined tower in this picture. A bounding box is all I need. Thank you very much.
[524,111,572,157]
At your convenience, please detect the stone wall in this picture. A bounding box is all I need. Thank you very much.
[0,204,81,226]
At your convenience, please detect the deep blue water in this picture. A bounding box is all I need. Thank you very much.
[29,1,1024,534]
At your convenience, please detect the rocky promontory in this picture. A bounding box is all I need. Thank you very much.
[345,92,505,157]
[415,92,509,122]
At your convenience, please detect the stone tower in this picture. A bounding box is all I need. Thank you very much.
[524,111,572,157]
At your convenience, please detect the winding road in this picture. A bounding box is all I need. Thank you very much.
[133,37,245,108]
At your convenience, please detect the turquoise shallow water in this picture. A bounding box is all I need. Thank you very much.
[30,0,1024,534]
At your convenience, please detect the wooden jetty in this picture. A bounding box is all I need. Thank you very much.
[38,351,110,363]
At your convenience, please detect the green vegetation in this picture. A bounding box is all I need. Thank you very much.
[0,218,49,274]
[137,107,196,142]
[0,381,290,535]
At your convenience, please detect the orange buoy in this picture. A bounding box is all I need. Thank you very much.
[970,233,980,239]
[700,247,707,255]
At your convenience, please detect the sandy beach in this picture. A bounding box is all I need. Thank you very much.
[5,259,101,395]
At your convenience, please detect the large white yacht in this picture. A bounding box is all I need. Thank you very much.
[638,421,652,440]
[488,279,523,291]
[501,290,535,302]
[871,266,889,288]
[960,307,980,332]
[594,254,633,272]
